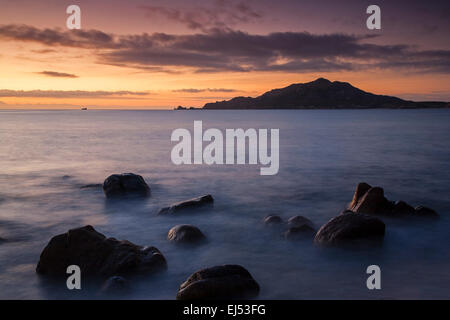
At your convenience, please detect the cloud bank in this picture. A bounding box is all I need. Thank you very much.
[1,24,449,74]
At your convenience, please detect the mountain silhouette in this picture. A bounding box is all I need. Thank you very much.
[202,78,448,109]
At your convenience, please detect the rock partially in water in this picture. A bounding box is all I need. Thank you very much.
[36,225,166,277]
[391,201,415,215]
[314,213,385,246]
[158,195,213,215]
[176,265,260,300]
[351,186,392,215]
[287,215,314,228]
[414,206,439,218]
[348,183,438,218]
[349,182,372,210]
[284,224,316,240]
[263,215,283,226]
[0,237,6,243]
[103,173,150,198]
[168,225,206,244]
[100,276,128,294]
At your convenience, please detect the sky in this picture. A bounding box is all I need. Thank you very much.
[0,0,449,109]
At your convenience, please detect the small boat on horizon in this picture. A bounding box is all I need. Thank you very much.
[81,107,88,110]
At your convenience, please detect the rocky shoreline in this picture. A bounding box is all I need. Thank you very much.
[35,173,439,299]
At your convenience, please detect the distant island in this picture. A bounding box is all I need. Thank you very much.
[193,78,449,110]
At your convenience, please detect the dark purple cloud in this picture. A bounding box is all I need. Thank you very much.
[36,71,78,78]
[140,0,262,32]
[1,24,449,74]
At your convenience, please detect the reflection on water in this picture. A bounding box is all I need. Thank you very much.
[0,109,449,299]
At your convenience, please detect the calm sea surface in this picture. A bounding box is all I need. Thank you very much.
[0,109,449,299]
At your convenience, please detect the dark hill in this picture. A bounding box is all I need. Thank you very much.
[202,78,448,109]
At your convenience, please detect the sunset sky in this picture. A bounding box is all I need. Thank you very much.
[0,0,449,109]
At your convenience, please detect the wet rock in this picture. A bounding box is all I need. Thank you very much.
[391,201,415,215]
[103,173,150,198]
[414,206,439,218]
[176,265,260,300]
[168,225,206,244]
[100,276,128,294]
[352,187,392,215]
[287,215,314,228]
[284,224,316,240]
[314,213,385,246]
[36,225,166,277]
[348,183,438,218]
[158,195,213,215]
[349,182,372,209]
[263,215,283,226]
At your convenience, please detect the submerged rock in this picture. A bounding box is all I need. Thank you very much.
[314,213,385,246]
[158,195,213,215]
[100,276,128,294]
[168,225,206,244]
[103,173,150,198]
[414,206,439,218]
[263,215,283,226]
[287,215,314,228]
[284,224,316,240]
[36,225,166,277]
[176,265,260,300]
[348,183,438,218]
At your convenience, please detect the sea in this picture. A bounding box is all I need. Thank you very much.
[0,109,449,299]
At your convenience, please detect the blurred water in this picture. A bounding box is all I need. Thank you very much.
[0,109,449,299]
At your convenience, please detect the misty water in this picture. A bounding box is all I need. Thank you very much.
[0,109,449,299]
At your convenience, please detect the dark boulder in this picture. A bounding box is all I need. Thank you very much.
[348,182,438,218]
[351,187,392,214]
[176,265,260,300]
[158,195,213,215]
[103,173,150,198]
[287,215,314,228]
[36,225,166,277]
[168,225,206,244]
[414,206,439,218]
[349,182,372,209]
[263,215,283,226]
[391,201,415,215]
[314,213,385,246]
[284,224,316,240]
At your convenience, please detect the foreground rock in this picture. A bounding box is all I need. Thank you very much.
[263,215,283,226]
[36,225,166,277]
[348,182,438,218]
[103,173,150,198]
[284,215,315,240]
[284,225,315,240]
[158,195,214,215]
[314,213,385,246]
[168,225,206,244]
[176,265,260,300]
[287,215,314,228]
